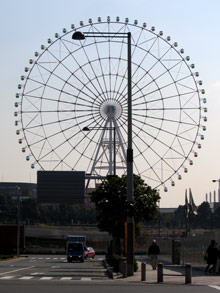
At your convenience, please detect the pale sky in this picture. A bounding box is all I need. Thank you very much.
[1,0,220,207]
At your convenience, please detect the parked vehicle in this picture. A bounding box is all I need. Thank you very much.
[85,247,95,259]
[66,235,86,263]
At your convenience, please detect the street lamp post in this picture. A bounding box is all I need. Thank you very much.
[212,179,220,202]
[73,31,134,275]
[16,185,21,257]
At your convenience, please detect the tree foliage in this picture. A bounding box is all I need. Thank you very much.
[0,195,96,225]
[90,175,160,238]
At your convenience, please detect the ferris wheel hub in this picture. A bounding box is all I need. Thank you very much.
[100,100,122,120]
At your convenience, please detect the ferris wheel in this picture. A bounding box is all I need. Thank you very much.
[14,17,207,191]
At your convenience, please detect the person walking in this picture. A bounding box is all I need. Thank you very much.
[205,240,219,274]
[148,239,160,270]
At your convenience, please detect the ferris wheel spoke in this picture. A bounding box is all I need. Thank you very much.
[132,121,193,161]
[93,39,111,100]
[42,49,102,104]
[133,112,198,128]
[133,115,197,146]
[131,132,164,183]
[27,113,95,149]
[36,61,100,105]
[24,93,95,110]
[116,34,160,98]
[132,124,180,174]
[78,46,109,102]
[111,27,129,101]
[132,59,184,101]
[26,76,96,106]
[24,110,96,131]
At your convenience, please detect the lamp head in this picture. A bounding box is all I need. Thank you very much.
[72,31,85,40]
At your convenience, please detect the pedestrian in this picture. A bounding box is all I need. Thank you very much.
[205,240,219,274]
[148,239,160,270]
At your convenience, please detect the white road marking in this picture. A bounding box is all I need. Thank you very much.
[81,277,91,281]
[51,266,60,268]
[40,277,53,280]
[60,277,72,281]
[46,258,50,260]
[0,276,15,280]
[20,276,34,280]
[31,272,44,275]
[0,266,35,276]
[209,285,220,291]
[53,258,58,260]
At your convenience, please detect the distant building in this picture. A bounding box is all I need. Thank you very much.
[210,202,220,212]
[0,182,37,199]
[160,208,177,214]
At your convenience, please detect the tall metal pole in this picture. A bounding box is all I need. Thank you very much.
[126,32,134,276]
[72,30,134,275]
[113,127,116,176]
[16,186,20,257]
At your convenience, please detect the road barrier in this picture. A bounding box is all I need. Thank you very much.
[157,263,191,284]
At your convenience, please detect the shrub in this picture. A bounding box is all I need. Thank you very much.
[106,253,138,272]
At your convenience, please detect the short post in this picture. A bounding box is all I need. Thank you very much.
[185,263,191,284]
[141,262,146,281]
[157,263,163,283]
[119,260,127,278]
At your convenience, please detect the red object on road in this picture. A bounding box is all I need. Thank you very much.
[85,247,95,259]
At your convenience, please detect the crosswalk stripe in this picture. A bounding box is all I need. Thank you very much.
[40,277,53,280]
[0,276,14,280]
[20,276,34,280]
[209,285,220,291]
[81,277,91,281]
[60,277,72,281]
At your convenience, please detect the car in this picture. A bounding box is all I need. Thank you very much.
[85,247,95,259]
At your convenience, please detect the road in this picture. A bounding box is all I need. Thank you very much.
[0,254,107,281]
[0,255,219,292]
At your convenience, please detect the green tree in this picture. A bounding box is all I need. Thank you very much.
[174,205,186,229]
[213,206,220,228]
[90,175,160,253]
[0,194,17,223]
[197,201,213,229]
[22,198,41,224]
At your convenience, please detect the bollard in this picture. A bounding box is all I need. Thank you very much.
[141,263,146,281]
[119,260,127,278]
[157,263,163,283]
[185,263,192,284]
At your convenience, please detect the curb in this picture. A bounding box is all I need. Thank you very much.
[102,259,123,279]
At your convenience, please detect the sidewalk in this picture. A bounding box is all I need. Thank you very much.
[116,256,220,286]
